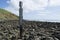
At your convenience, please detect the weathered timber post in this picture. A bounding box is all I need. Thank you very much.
[19,1,23,39]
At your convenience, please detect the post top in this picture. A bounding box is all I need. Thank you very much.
[19,1,23,7]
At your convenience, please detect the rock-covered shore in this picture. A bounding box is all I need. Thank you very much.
[0,20,60,40]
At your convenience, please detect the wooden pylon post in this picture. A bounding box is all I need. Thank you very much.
[19,1,23,39]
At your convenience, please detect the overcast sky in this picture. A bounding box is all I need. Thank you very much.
[0,0,60,22]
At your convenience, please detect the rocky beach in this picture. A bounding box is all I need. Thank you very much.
[0,20,60,40]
